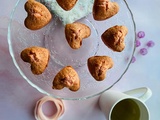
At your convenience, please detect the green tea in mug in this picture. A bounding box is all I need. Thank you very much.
[111,99,140,120]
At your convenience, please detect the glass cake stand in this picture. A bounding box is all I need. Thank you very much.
[8,0,136,100]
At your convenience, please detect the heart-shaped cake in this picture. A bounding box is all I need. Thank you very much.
[20,46,50,75]
[101,25,128,52]
[65,22,91,49]
[52,66,80,91]
[56,0,78,11]
[93,0,119,21]
[24,0,52,30]
[87,56,114,81]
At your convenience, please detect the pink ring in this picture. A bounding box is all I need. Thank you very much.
[34,96,65,120]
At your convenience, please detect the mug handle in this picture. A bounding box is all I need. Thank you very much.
[123,87,152,102]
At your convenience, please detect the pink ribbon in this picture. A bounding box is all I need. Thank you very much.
[34,96,65,120]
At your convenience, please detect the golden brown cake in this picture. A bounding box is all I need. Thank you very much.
[93,0,119,21]
[101,25,128,52]
[24,0,52,30]
[65,22,91,49]
[56,0,78,11]
[52,66,80,91]
[20,46,50,75]
[87,56,113,81]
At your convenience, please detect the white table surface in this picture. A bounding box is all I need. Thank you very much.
[0,0,160,120]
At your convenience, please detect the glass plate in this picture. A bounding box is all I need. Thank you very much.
[8,0,136,100]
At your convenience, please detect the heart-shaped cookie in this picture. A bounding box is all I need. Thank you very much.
[65,22,91,49]
[20,46,50,75]
[93,0,119,21]
[56,0,78,11]
[87,56,113,81]
[24,0,52,30]
[101,25,128,52]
